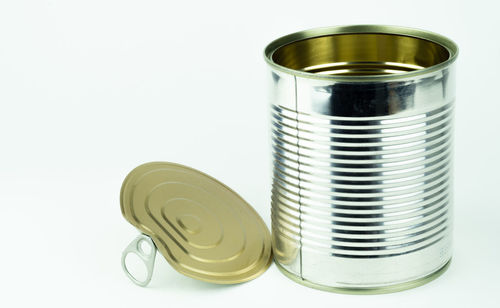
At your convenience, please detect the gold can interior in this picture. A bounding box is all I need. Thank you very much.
[271,33,450,76]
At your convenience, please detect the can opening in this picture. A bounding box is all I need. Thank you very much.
[271,33,450,76]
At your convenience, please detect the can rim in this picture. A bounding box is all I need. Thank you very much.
[264,25,459,82]
[275,258,452,294]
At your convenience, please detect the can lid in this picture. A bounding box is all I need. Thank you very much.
[120,162,272,284]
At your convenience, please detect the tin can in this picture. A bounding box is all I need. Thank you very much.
[265,25,458,293]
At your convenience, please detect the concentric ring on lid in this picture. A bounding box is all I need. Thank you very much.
[120,162,272,284]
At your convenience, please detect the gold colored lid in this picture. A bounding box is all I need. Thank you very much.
[120,162,272,284]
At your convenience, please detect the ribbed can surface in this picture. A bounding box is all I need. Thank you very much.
[265,25,458,292]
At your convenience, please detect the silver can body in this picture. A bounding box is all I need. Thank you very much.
[266,25,458,293]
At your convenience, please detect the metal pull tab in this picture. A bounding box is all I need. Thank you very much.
[121,234,157,286]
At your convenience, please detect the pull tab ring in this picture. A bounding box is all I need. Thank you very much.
[121,234,157,286]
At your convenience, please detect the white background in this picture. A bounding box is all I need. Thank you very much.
[1,0,499,307]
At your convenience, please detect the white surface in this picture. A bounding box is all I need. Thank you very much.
[1,0,499,307]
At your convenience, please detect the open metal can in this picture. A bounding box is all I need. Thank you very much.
[265,25,458,293]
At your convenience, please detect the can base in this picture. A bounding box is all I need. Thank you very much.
[275,258,451,294]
